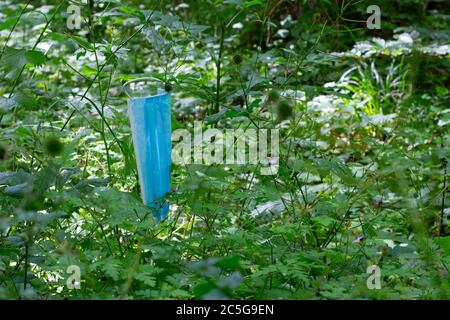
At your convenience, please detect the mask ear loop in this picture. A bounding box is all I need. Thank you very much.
[123,77,164,98]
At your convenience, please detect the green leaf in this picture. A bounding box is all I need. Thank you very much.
[0,97,18,113]
[24,50,47,66]
[216,256,241,270]
[434,237,450,256]
[2,47,47,78]
[46,32,68,41]
[134,273,156,287]
[315,158,358,185]
[311,215,336,228]
[103,257,121,281]
[3,47,27,76]
[4,182,30,197]
[0,17,19,31]
[68,35,93,51]
[242,0,264,8]
[0,170,33,186]
[205,107,241,124]
[193,282,215,298]
[134,265,158,287]
[15,89,38,109]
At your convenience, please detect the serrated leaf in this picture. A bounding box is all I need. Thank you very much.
[205,107,241,124]
[68,35,93,51]
[434,237,450,256]
[4,182,30,197]
[3,47,28,76]
[216,256,241,270]
[15,89,38,109]
[0,17,19,31]
[103,258,121,280]
[316,158,358,185]
[311,215,336,227]
[0,170,33,186]
[2,47,47,78]
[25,50,47,66]
[0,97,18,113]
[46,32,68,41]
[134,273,156,287]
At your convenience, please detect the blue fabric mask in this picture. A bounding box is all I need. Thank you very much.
[127,84,171,221]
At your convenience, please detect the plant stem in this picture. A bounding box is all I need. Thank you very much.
[0,0,32,60]
[9,1,64,122]
[23,244,28,291]
[60,10,156,131]
[215,22,225,114]
[87,0,94,42]
[440,158,447,236]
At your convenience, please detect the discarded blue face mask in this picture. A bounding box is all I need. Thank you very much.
[125,78,171,221]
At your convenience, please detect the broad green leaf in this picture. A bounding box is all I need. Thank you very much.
[46,31,68,41]
[0,17,19,31]
[68,35,93,51]
[0,97,18,113]
[24,50,46,66]
[103,258,122,281]
[434,237,450,256]
[2,47,47,78]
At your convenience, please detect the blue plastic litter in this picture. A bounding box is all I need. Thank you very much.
[126,80,171,221]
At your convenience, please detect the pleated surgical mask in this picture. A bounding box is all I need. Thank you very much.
[124,78,171,221]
